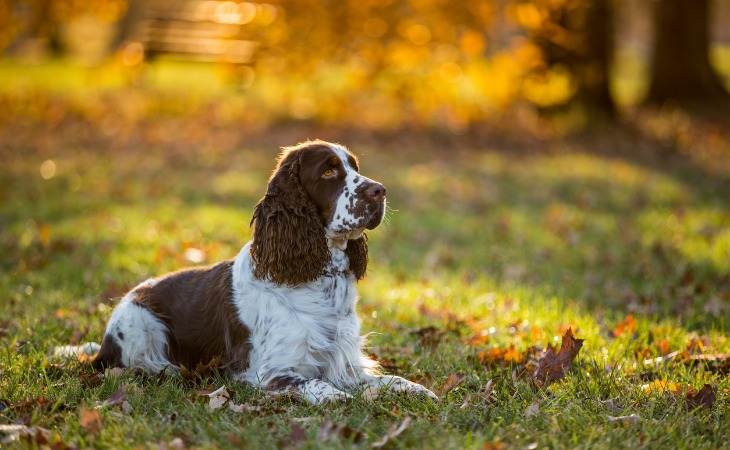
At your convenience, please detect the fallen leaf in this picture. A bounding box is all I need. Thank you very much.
[317,417,366,443]
[435,372,465,398]
[410,372,434,388]
[79,408,102,435]
[288,423,307,448]
[502,345,522,363]
[477,379,497,404]
[683,336,711,356]
[204,386,231,411]
[524,399,540,417]
[180,356,221,382]
[533,328,584,387]
[643,350,680,367]
[0,424,51,445]
[372,417,411,448]
[410,326,445,349]
[228,402,262,413]
[459,392,472,409]
[607,414,642,424]
[9,397,64,424]
[656,339,671,356]
[465,330,490,347]
[483,442,506,450]
[641,379,682,394]
[79,372,105,388]
[612,315,637,338]
[685,384,716,410]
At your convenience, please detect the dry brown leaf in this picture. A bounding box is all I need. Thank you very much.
[435,372,465,398]
[0,424,52,446]
[94,387,128,410]
[476,380,497,404]
[107,388,127,406]
[180,356,221,382]
[533,328,584,387]
[410,326,445,349]
[524,399,540,417]
[372,417,411,448]
[228,402,263,413]
[288,423,308,448]
[79,408,102,435]
[79,372,104,388]
[203,386,231,411]
[459,392,472,409]
[685,384,716,410]
[317,418,366,444]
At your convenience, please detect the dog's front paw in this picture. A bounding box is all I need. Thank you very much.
[302,379,353,404]
[381,376,439,401]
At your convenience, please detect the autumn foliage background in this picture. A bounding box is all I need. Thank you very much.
[1,0,730,448]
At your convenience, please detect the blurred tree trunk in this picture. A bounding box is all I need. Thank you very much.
[109,0,147,52]
[572,0,615,118]
[529,0,616,119]
[646,0,730,110]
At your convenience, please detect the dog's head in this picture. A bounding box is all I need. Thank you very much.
[250,140,386,286]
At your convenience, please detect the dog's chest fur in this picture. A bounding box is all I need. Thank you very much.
[233,243,364,386]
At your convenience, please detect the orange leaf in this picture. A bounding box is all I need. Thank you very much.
[533,328,583,387]
[612,315,636,338]
[435,372,465,398]
[465,331,490,347]
[642,379,682,394]
[79,408,102,435]
[656,339,671,356]
[503,345,522,363]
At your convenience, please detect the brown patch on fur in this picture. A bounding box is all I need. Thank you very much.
[130,260,251,372]
[250,144,335,286]
[266,375,306,392]
[92,333,123,370]
[345,234,368,280]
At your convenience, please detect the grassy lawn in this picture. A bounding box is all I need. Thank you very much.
[1,90,730,447]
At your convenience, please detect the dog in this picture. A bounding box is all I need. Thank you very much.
[92,140,437,403]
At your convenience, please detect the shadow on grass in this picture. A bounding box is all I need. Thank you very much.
[1,117,728,334]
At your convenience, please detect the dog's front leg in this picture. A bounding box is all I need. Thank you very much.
[357,374,439,400]
[264,375,353,404]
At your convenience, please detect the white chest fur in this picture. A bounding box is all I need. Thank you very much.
[232,243,371,388]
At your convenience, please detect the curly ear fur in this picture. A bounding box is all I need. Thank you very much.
[345,233,368,280]
[250,151,330,286]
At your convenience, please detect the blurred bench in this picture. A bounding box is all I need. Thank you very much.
[121,1,275,68]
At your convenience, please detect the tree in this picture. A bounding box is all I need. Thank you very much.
[518,0,616,119]
[646,0,730,112]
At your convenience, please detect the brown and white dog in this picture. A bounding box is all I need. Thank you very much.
[92,140,437,403]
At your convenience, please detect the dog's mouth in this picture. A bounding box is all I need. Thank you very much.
[328,206,383,240]
[364,201,385,230]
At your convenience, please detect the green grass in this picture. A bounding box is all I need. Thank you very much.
[1,96,730,448]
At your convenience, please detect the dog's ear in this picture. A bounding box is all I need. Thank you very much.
[250,150,330,286]
[345,233,368,281]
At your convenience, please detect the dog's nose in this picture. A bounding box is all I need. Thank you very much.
[365,182,386,202]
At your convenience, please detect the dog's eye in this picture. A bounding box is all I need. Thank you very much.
[322,169,336,178]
